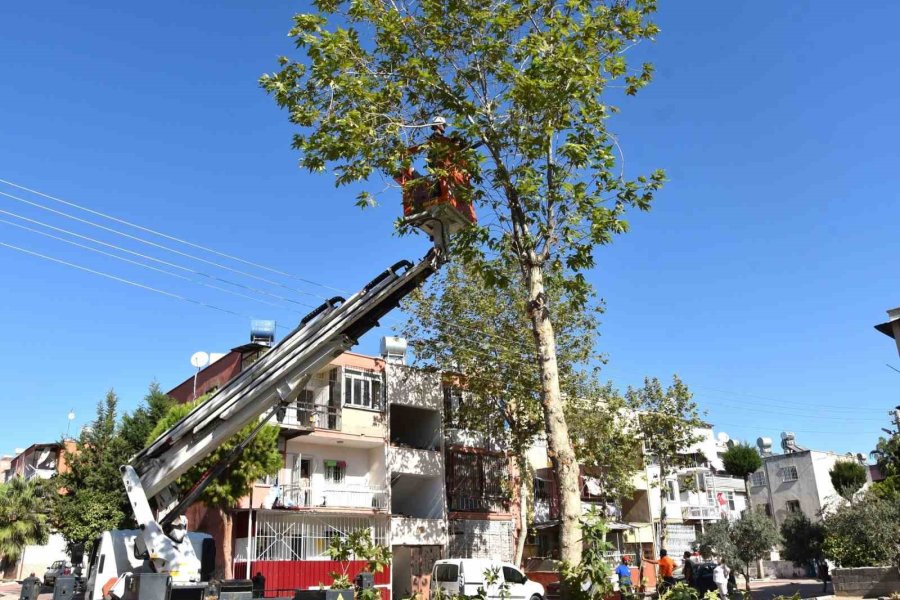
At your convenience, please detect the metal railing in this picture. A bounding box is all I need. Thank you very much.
[682,505,720,520]
[278,484,388,510]
[279,402,341,430]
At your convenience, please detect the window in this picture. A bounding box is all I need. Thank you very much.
[665,480,677,502]
[324,460,346,484]
[443,386,464,426]
[707,490,736,510]
[750,471,767,488]
[435,564,459,583]
[780,466,799,482]
[786,500,801,513]
[343,369,383,410]
[503,566,526,585]
[534,477,551,500]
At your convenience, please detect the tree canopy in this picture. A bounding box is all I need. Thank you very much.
[721,444,762,482]
[53,390,133,551]
[828,460,867,501]
[697,510,780,592]
[120,383,176,458]
[264,0,665,568]
[0,476,53,566]
[822,493,900,568]
[779,512,825,566]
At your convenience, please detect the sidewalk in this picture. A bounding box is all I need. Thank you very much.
[749,578,861,600]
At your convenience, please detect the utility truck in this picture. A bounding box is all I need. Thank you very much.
[79,194,474,600]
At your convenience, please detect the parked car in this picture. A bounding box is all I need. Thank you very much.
[43,560,72,586]
[432,559,545,600]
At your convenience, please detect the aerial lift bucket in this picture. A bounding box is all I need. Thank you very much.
[396,171,476,254]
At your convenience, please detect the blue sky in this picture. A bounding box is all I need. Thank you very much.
[1,1,898,458]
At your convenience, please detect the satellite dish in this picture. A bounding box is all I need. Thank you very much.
[717,432,730,444]
[190,351,210,369]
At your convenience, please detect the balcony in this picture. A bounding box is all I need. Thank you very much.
[276,483,388,511]
[385,364,442,410]
[682,505,721,520]
[389,446,442,477]
[279,402,341,432]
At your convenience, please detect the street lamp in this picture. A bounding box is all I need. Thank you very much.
[66,409,75,439]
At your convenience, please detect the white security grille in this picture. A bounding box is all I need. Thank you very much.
[249,512,387,561]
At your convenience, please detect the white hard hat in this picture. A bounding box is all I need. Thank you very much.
[432,116,446,126]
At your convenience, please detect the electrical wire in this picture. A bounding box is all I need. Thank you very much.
[0,178,537,354]
[0,240,292,327]
[0,208,317,311]
[1,179,891,427]
[0,189,329,300]
[0,218,305,315]
[0,177,345,293]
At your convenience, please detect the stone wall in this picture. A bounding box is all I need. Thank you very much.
[833,566,900,598]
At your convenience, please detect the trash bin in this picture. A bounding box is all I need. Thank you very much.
[20,575,42,600]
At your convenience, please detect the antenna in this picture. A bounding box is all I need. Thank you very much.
[190,352,210,400]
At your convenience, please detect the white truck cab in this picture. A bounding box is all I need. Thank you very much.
[432,559,544,600]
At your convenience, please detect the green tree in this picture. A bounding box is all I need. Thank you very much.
[720,443,762,508]
[262,0,665,568]
[627,376,703,548]
[120,382,176,457]
[0,477,53,571]
[148,398,282,578]
[403,261,641,564]
[696,510,780,592]
[828,460,867,501]
[822,494,900,568]
[54,390,133,552]
[779,512,825,566]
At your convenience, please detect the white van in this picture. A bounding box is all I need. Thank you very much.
[431,559,544,600]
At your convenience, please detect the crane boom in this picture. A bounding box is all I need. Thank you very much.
[132,249,440,503]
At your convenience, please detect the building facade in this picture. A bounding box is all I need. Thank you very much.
[168,336,517,600]
[748,436,851,528]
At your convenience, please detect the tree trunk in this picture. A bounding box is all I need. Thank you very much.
[221,508,234,580]
[525,263,582,569]
[515,473,528,567]
[658,465,668,551]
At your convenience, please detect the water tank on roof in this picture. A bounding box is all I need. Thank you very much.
[756,437,773,456]
[380,336,408,365]
[250,320,276,346]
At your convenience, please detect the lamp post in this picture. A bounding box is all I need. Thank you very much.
[66,409,75,439]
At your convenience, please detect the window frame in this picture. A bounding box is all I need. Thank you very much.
[324,461,346,485]
[343,369,383,410]
[780,466,799,482]
[750,471,767,488]
[785,499,801,513]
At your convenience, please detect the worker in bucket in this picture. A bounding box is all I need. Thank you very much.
[395,116,481,222]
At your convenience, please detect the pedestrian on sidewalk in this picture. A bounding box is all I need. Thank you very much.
[817,561,831,594]
[682,551,695,589]
[713,558,730,600]
[615,557,633,600]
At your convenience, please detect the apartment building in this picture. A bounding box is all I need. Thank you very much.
[169,334,514,600]
[525,424,748,562]
[748,433,851,528]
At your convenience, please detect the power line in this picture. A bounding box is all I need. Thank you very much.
[0,218,304,315]
[0,240,289,327]
[0,189,328,300]
[0,177,345,293]
[0,178,541,354]
[0,207,317,311]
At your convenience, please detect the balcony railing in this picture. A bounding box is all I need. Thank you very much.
[277,484,388,511]
[279,402,341,430]
[682,505,721,520]
[447,493,508,513]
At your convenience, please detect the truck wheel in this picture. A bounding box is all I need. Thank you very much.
[530,595,542,600]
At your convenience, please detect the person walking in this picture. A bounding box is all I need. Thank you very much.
[713,558,730,600]
[682,551,695,588]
